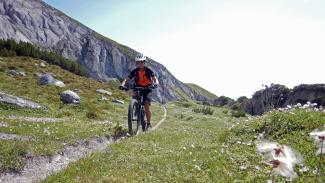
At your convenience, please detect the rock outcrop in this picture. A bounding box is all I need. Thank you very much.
[244,84,325,115]
[96,89,112,96]
[0,0,213,103]
[0,91,43,109]
[38,73,65,87]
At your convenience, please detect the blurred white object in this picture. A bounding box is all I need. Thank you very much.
[268,158,297,179]
[310,130,325,155]
[257,141,302,179]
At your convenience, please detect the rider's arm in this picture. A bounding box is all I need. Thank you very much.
[122,69,136,86]
[121,78,130,86]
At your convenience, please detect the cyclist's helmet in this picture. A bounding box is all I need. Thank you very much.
[135,53,147,62]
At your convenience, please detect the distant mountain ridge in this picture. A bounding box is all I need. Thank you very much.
[0,0,214,103]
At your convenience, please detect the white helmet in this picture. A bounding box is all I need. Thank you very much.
[135,53,147,62]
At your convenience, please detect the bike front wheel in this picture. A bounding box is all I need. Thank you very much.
[128,99,138,135]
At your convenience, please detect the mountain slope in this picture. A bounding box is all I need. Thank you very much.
[0,55,164,176]
[0,0,211,102]
[186,83,218,102]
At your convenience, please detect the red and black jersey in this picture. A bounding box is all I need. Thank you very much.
[128,67,156,87]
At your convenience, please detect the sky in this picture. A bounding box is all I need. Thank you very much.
[44,0,325,99]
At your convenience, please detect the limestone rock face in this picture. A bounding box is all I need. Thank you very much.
[245,84,325,115]
[0,0,212,103]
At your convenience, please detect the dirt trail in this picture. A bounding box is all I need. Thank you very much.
[0,106,167,183]
[0,132,33,141]
[151,105,167,131]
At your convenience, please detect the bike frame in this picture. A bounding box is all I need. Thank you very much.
[132,86,149,133]
[123,85,155,135]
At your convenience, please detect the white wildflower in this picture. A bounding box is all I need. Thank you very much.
[268,159,297,179]
[309,130,325,155]
[299,164,309,173]
[194,165,201,171]
[257,132,265,141]
[239,165,247,170]
[221,148,224,154]
[257,141,302,180]
[255,165,261,171]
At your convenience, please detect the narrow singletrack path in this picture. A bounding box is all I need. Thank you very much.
[0,106,167,183]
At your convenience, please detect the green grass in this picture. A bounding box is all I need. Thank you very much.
[43,103,325,182]
[44,104,232,182]
[186,83,218,101]
[0,56,163,173]
[1,56,325,182]
[224,109,325,182]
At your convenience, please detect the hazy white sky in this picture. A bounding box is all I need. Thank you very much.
[45,0,325,98]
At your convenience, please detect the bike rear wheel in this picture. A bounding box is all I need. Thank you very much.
[128,99,139,135]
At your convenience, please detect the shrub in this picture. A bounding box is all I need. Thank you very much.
[193,106,214,115]
[0,39,87,76]
[214,96,234,107]
[230,103,242,111]
[231,110,246,118]
[113,122,127,137]
[176,102,192,108]
[222,109,229,114]
[186,116,193,121]
[0,66,5,72]
[86,110,99,119]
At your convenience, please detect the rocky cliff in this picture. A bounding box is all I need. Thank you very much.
[0,0,211,102]
[244,84,325,115]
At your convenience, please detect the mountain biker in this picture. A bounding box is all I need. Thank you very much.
[119,53,159,129]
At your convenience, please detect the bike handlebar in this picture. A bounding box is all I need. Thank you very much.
[119,84,157,91]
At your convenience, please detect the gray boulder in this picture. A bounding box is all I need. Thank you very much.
[112,99,124,104]
[40,62,47,68]
[18,71,27,76]
[96,89,112,96]
[8,70,27,77]
[60,90,80,104]
[0,92,43,109]
[38,73,65,87]
[8,69,19,76]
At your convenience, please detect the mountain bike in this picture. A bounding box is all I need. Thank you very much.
[119,85,157,136]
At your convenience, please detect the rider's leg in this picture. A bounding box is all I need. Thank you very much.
[144,101,151,124]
